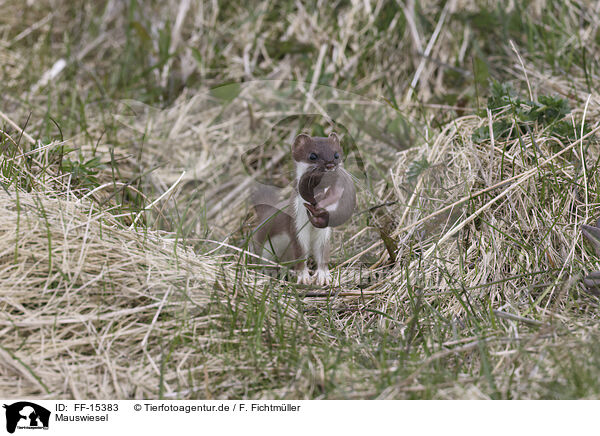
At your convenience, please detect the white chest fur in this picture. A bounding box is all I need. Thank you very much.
[294,194,331,255]
[296,196,331,286]
[294,162,331,256]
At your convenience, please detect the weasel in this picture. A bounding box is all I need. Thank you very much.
[251,132,355,286]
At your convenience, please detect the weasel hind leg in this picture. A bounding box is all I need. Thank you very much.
[294,197,313,284]
[291,229,312,284]
[312,227,332,286]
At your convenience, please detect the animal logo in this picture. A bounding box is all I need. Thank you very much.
[2,402,50,434]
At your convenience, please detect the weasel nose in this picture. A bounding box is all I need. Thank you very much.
[325,163,335,170]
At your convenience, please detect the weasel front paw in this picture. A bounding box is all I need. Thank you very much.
[314,268,331,286]
[304,203,329,228]
[297,268,312,285]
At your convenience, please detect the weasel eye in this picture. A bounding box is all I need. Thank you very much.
[309,153,318,161]
[334,152,340,159]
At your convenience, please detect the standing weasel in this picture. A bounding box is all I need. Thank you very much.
[251,132,355,285]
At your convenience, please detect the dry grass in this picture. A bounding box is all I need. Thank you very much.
[2,0,600,399]
[0,163,313,398]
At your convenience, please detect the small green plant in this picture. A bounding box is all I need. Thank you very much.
[60,156,102,191]
[406,156,431,182]
[472,80,575,143]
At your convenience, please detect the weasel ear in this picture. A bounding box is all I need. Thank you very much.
[293,133,311,150]
[328,132,340,146]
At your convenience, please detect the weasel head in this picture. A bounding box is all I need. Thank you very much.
[292,132,343,176]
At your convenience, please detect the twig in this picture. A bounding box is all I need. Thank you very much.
[405,0,452,101]
[510,40,533,101]
[0,109,36,145]
[303,44,328,112]
[130,171,186,228]
[492,310,546,327]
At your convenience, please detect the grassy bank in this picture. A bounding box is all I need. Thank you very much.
[2,0,600,399]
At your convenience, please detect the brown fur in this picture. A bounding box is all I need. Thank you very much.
[292,133,342,168]
[251,200,303,266]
